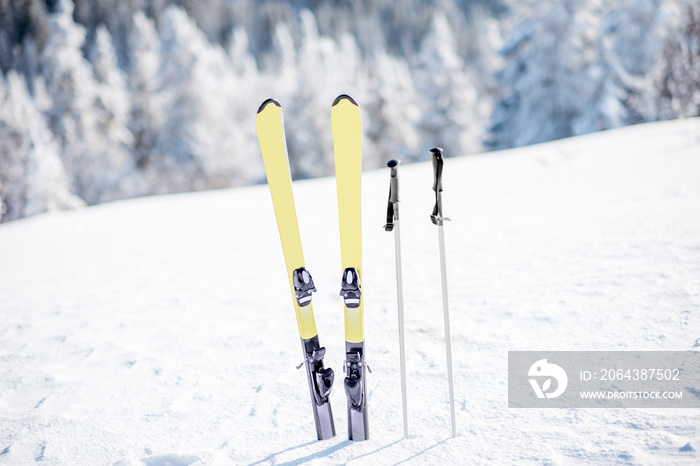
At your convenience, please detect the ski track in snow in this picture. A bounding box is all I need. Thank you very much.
[1,118,699,465]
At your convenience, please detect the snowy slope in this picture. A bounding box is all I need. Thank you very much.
[1,118,699,465]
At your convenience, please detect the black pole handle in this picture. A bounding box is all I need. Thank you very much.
[431,147,443,193]
[385,159,401,231]
[388,159,400,203]
[430,148,445,225]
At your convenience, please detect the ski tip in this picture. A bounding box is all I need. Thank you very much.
[430,147,444,155]
[387,159,400,168]
[257,98,281,114]
[332,94,358,108]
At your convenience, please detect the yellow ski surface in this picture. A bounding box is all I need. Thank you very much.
[332,95,364,344]
[257,99,318,340]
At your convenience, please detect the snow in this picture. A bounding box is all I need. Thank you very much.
[1,118,700,464]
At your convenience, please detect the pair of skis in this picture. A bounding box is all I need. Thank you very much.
[256,95,368,441]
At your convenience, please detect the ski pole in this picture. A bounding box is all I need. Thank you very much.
[384,159,409,439]
[430,147,456,438]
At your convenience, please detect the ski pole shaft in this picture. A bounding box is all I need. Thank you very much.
[438,224,456,438]
[431,147,456,438]
[385,159,408,439]
[394,216,409,440]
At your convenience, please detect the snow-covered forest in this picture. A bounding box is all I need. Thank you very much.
[1,0,699,222]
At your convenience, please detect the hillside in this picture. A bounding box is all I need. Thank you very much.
[0,118,699,464]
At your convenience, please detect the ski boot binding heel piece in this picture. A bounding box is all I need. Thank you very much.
[308,346,334,405]
[314,366,334,405]
[343,351,364,409]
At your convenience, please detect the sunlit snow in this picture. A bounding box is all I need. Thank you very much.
[1,118,699,464]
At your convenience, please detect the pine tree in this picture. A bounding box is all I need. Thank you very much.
[655,0,700,119]
[491,1,605,148]
[127,11,163,193]
[40,0,131,205]
[0,72,83,222]
[362,48,421,166]
[285,10,347,178]
[41,0,100,202]
[415,11,484,157]
[87,25,135,201]
[155,5,249,193]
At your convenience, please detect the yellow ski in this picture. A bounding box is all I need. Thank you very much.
[257,98,335,441]
[332,94,369,441]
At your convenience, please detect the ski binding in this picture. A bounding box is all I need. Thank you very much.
[339,267,362,308]
[293,266,317,307]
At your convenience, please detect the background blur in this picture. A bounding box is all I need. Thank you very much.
[0,0,698,223]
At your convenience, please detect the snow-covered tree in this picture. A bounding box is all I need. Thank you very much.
[491,0,604,149]
[491,0,683,149]
[259,9,370,178]
[41,0,128,204]
[0,0,49,77]
[0,72,83,222]
[155,6,214,192]
[228,26,258,77]
[41,0,98,200]
[607,0,680,123]
[362,49,421,166]
[155,5,249,193]
[127,11,163,187]
[87,25,136,200]
[286,10,363,178]
[4,0,700,224]
[655,0,700,119]
[415,11,485,158]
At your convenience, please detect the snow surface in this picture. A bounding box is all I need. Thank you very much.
[1,118,700,465]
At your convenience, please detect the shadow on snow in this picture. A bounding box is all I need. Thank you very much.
[247,437,452,465]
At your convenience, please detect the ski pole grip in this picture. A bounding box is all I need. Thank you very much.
[388,159,400,203]
[431,147,444,193]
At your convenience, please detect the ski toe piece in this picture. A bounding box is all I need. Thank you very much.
[293,266,317,307]
[339,267,362,308]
